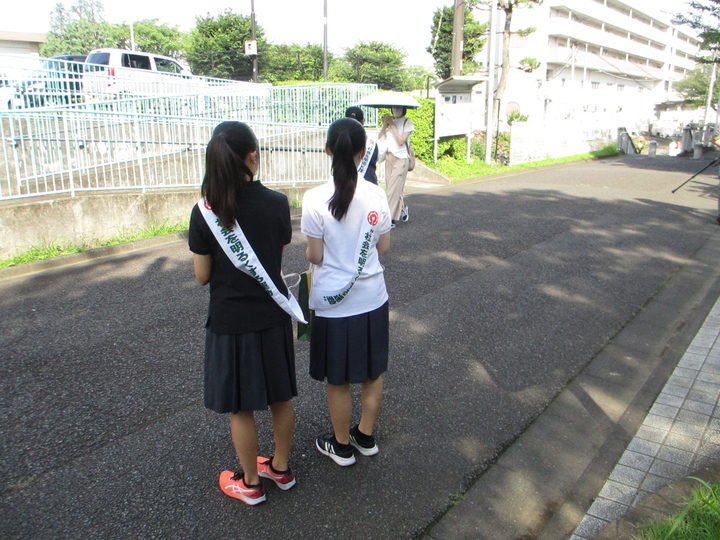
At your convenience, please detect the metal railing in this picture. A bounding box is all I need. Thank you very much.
[0,53,378,126]
[1,103,335,200]
[0,54,380,201]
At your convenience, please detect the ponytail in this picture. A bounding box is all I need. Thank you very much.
[200,122,258,229]
[326,118,366,221]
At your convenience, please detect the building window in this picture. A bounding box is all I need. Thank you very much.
[546,68,554,80]
[592,81,600,90]
[618,84,624,92]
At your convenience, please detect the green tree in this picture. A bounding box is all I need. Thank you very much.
[263,43,328,83]
[427,3,487,79]
[109,20,185,57]
[330,41,408,90]
[404,65,438,92]
[41,0,114,56]
[674,66,718,107]
[185,10,266,80]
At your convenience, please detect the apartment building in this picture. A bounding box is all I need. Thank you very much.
[483,0,701,135]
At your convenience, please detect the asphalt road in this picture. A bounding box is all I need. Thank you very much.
[1,153,719,539]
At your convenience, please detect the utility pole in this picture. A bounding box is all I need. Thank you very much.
[485,0,497,165]
[450,0,465,77]
[250,0,258,83]
[129,22,136,51]
[323,0,328,81]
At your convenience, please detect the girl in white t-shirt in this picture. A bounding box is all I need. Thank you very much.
[379,106,414,226]
[301,117,392,466]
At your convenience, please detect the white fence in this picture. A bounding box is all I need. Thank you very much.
[0,102,335,200]
[508,119,615,166]
[0,56,379,201]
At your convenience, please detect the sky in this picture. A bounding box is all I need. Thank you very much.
[4,0,688,69]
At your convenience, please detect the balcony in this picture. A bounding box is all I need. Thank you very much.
[548,17,669,65]
[548,0,671,41]
[545,46,666,80]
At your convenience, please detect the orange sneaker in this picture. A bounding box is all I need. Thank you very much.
[218,471,266,505]
[257,456,296,490]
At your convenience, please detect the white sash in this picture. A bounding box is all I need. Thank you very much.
[357,138,377,179]
[312,212,377,309]
[198,198,307,324]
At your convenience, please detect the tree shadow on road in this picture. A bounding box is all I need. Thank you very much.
[1,178,718,539]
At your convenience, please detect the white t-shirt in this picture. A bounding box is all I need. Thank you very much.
[384,117,415,159]
[301,178,392,318]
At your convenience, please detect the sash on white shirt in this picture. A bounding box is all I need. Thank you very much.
[358,138,377,179]
[312,210,378,309]
[198,198,307,324]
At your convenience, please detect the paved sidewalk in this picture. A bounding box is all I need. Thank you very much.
[574,296,720,539]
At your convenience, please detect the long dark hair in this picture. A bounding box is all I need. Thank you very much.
[326,118,366,220]
[201,121,258,229]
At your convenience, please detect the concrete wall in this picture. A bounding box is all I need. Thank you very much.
[0,186,310,259]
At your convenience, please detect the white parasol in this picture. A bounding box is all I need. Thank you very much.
[356,91,421,109]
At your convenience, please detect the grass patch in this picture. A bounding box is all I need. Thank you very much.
[429,144,619,181]
[634,478,720,540]
[0,220,187,269]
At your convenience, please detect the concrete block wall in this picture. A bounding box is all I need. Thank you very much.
[0,186,309,259]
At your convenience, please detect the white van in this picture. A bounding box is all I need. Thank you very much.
[83,48,195,97]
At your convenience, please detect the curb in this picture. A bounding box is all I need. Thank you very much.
[594,463,720,539]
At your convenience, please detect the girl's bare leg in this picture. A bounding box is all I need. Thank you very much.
[327,383,352,444]
[229,411,259,484]
[269,400,294,470]
[359,376,383,435]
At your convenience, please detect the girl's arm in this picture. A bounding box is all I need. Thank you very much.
[377,232,391,256]
[306,236,324,265]
[193,253,212,285]
[389,122,410,146]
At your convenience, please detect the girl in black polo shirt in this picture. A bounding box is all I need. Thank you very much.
[189,121,297,505]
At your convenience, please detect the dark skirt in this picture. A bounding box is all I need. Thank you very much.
[204,320,297,413]
[309,301,389,385]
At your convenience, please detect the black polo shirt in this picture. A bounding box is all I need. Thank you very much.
[189,181,292,334]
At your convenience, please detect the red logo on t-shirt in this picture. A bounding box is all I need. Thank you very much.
[204,199,212,210]
[367,211,379,226]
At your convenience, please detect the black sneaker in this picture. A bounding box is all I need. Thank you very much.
[349,425,379,456]
[315,433,356,466]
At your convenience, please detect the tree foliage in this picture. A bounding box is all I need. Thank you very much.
[672,1,720,109]
[41,1,183,58]
[41,0,114,56]
[330,41,408,90]
[262,44,328,83]
[675,67,718,107]
[405,65,438,92]
[109,20,184,57]
[39,1,433,90]
[427,4,487,79]
[677,0,720,57]
[185,10,265,80]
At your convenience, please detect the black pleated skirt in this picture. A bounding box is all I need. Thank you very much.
[204,320,297,413]
[309,301,389,385]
